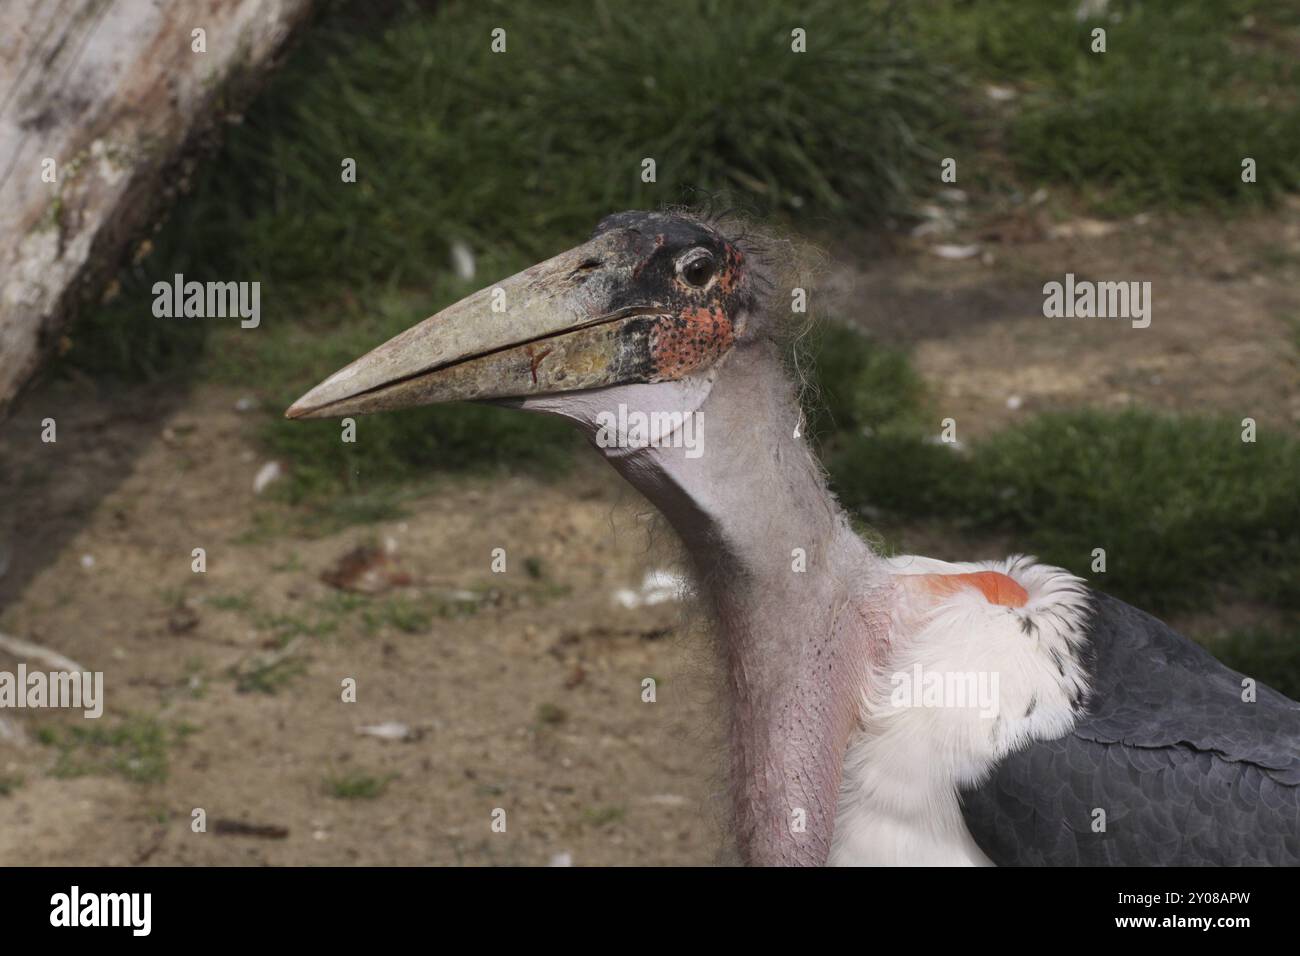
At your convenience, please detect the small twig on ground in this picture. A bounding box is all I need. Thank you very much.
[0,631,87,673]
[213,819,290,839]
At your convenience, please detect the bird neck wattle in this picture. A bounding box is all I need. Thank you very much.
[597,341,891,865]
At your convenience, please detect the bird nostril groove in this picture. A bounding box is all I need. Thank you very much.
[567,258,604,280]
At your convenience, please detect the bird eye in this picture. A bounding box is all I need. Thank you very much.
[678,250,716,288]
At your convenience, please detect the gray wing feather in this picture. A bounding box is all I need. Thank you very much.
[960,591,1300,865]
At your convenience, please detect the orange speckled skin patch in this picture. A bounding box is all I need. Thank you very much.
[647,305,735,380]
[918,571,1029,608]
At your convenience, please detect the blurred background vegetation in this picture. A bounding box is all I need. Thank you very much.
[61,0,1300,691]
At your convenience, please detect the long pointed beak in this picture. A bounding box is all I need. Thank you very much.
[285,231,660,420]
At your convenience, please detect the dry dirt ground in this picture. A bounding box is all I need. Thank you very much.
[0,389,727,865]
[0,202,1297,866]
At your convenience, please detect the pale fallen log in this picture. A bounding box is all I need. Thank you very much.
[0,0,314,418]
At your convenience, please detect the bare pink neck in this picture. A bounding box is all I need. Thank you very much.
[597,341,890,864]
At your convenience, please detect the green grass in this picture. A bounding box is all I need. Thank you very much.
[232,650,307,694]
[363,597,433,634]
[196,581,488,654]
[0,774,22,797]
[971,413,1297,611]
[583,805,627,827]
[918,0,1300,211]
[234,492,411,543]
[795,321,930,444]
[535,702,568,726]
[1203,622,1300,700]
[37,715,193,784]
[325,770,395,799]
[174,0,950,292]
[208,593,254,612]
[270,551,305,573]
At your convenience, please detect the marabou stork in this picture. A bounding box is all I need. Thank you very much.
[288,211,1300,866]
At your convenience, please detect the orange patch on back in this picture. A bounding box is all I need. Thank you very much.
[918,571,1029,609]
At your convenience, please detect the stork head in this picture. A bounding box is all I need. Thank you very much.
[285,211,763,424]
